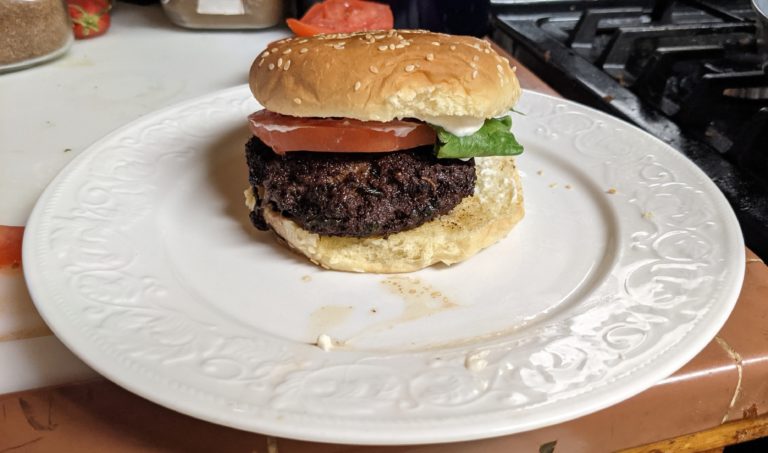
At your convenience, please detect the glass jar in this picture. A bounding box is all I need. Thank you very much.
[0,0,73,74]
[161,0,283,29]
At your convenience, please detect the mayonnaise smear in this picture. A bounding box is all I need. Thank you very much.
[423,115,486,137]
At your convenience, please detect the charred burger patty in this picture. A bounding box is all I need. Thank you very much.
[246,136,476,237]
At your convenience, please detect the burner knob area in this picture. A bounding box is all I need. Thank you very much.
[735,107,768,191]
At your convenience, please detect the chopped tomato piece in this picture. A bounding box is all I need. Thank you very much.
[248,110,436,154]
[0,225,24,269]
[286,18,333,36]
[287,0,394,37]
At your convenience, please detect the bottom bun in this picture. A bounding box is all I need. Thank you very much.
[253,157,524,273]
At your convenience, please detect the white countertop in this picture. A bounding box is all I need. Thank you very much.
[0,3,288,394]
[0,3,288,226]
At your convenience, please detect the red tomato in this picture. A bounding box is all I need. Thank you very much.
[0,226,24,270]
[287,0,394,37]
[248,110,436,154]
[67,0,111,39]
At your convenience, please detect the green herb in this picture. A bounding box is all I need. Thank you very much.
[433,116,524,159]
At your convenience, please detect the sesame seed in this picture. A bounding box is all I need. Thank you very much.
[299,39,308,44]
[277,57,283,68]
[450,45,456,50]
[378,45,388,51]
[283,59,291,70]
[431,42,440,46]
[333,43,344,50]
[258,59,264,67]
[375,34,385,39]
[474,44,482,50]
[472,70,478,79]
[369,65,379,74]
[283,48,292,54]
[484,49,491,54]
[300,48,308,53]
[395,43,405,49]
[263,50,270,56]
[389,43,395,50]
[473,55,479,62]
[470,62,477,69]
[293,97,302,104]
[405,64,416,72]
[512,65,517,72]
[426,53,434,61]
[502,57,510,64]
[497,64,503,73]
[397,35,405,40]
[268,63,275,70]
[354,81,361,91]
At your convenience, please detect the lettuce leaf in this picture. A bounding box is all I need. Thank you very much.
[433,116,524,159]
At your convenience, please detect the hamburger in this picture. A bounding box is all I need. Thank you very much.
[244,30,524,273]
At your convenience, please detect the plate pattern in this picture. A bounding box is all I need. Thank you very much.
[25,87,743,442]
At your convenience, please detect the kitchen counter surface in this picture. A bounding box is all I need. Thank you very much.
[1,4,767,452]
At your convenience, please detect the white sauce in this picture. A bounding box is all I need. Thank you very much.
[316,333,334,351]
[257,123,302,133]
[253,120,415,137]
[424,115,485,137]
[379,125,416,137]
[464,350,491,372]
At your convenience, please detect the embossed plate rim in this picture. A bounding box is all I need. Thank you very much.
[23,85,745,444]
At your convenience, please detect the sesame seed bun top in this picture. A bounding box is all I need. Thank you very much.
[249,30,521,122]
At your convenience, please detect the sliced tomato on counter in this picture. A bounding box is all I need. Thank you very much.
[248,110,436,154]
[0,226,24,269]
[287,0,394,37]
[285,19,332,37]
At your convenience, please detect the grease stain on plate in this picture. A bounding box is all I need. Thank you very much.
[308,304,354,339]
[380,276,458,323]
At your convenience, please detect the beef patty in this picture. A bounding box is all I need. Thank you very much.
[245,136,476,237]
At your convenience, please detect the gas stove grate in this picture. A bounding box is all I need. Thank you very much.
[492,0,768,259]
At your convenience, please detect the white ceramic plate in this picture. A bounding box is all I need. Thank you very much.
[23,86,744,445]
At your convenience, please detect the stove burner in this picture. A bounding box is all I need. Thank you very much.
[492,0,768,259]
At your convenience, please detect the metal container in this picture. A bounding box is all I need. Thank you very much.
[161,0,283,29]
[753,0,768,65]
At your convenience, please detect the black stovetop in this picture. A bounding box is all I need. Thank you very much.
[491,0,768,259]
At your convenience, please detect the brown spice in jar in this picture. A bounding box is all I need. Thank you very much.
[0,0,72,66]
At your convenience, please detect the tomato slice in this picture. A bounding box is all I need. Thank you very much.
[287,0,394,37]
[0,225,24,269]
[248,110,436,154]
